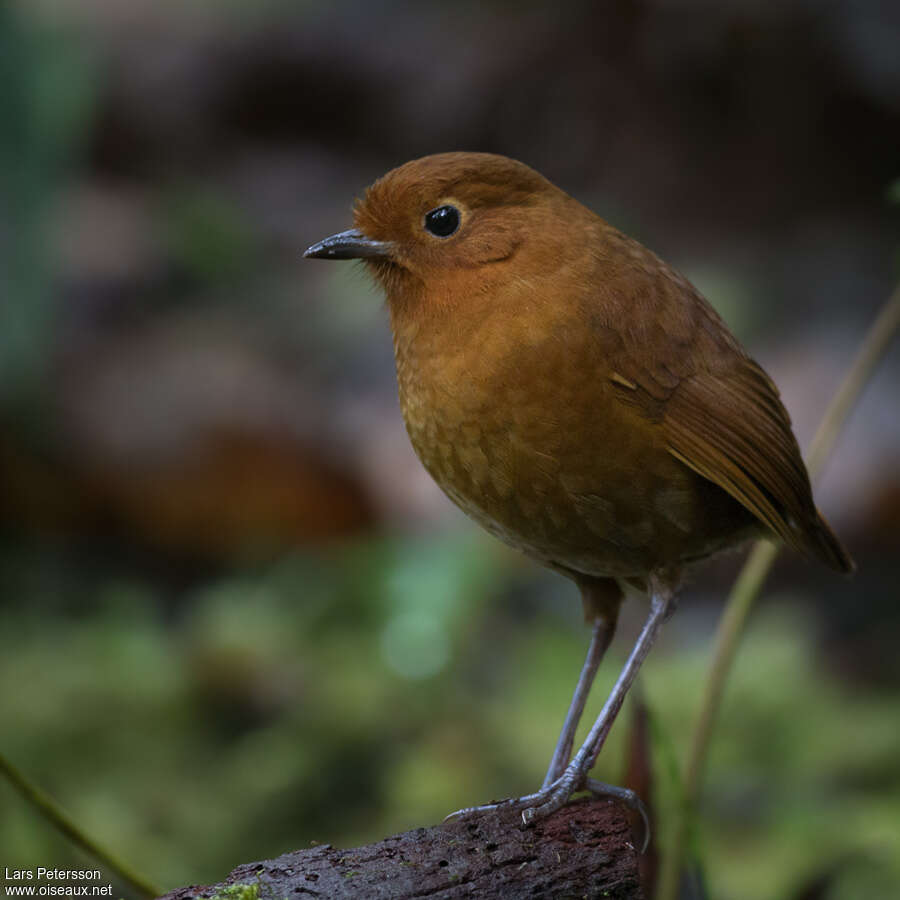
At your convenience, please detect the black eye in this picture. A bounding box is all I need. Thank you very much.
[424,205,460,238]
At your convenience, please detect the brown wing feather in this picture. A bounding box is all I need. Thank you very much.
[594,229,853,572]
[664,362,810,548]
[662,362,854,572]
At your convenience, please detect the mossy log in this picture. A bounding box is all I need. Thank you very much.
[159,797,643,900]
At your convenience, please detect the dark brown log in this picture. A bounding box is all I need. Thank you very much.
[160,798,643,900]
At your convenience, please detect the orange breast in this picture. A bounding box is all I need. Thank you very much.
[391,294,757,579]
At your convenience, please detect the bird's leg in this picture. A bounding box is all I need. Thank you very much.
[523,581,676,822]
[542,578,621,788]
[446,580,673,832]
[541,619,612,788]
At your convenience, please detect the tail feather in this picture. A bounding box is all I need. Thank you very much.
[802,511,855,574]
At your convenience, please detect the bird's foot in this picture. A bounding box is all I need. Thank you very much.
[444,768,649,852]
[443,769,578,824]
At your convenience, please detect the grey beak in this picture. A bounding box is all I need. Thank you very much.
[303,228,393,260]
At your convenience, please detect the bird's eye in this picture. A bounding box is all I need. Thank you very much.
[424,205,460,238]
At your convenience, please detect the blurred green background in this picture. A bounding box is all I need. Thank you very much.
[1,2,898,898]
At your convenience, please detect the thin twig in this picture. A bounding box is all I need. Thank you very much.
[0,751,162,898]
[656,283,900,900]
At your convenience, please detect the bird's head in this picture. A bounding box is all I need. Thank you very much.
[304,152,580,309]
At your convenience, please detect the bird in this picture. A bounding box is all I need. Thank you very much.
[304,151,854,830]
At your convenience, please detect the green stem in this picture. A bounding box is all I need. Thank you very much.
[656,283,900,900]
[0,751,162,898]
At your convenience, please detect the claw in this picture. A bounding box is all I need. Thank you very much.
[443,801,500,822]
[444,792,536,822]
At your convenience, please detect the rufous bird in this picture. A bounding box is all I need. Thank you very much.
[304,152,854,832]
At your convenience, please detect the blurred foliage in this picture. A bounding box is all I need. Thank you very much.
[2,534,899,899]
[158,186,260,291]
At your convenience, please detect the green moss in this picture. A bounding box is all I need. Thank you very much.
[208,884,260,900]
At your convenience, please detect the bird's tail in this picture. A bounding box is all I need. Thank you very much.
[803,510,856,574]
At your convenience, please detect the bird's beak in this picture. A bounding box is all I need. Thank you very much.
[303,229,393,261]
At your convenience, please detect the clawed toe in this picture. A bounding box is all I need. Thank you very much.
[445,775,650,853]
[443,801,500,822]
[443,789,544,823]
[444,774,577,826]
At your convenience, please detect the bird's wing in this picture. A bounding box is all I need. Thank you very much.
[661,361,813,549]
[596,273,853,572]
[609,340,809,543]
[578,224,853,570]
[588,237,818,557]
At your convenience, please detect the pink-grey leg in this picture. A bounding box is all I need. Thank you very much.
[446,579,674,851]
